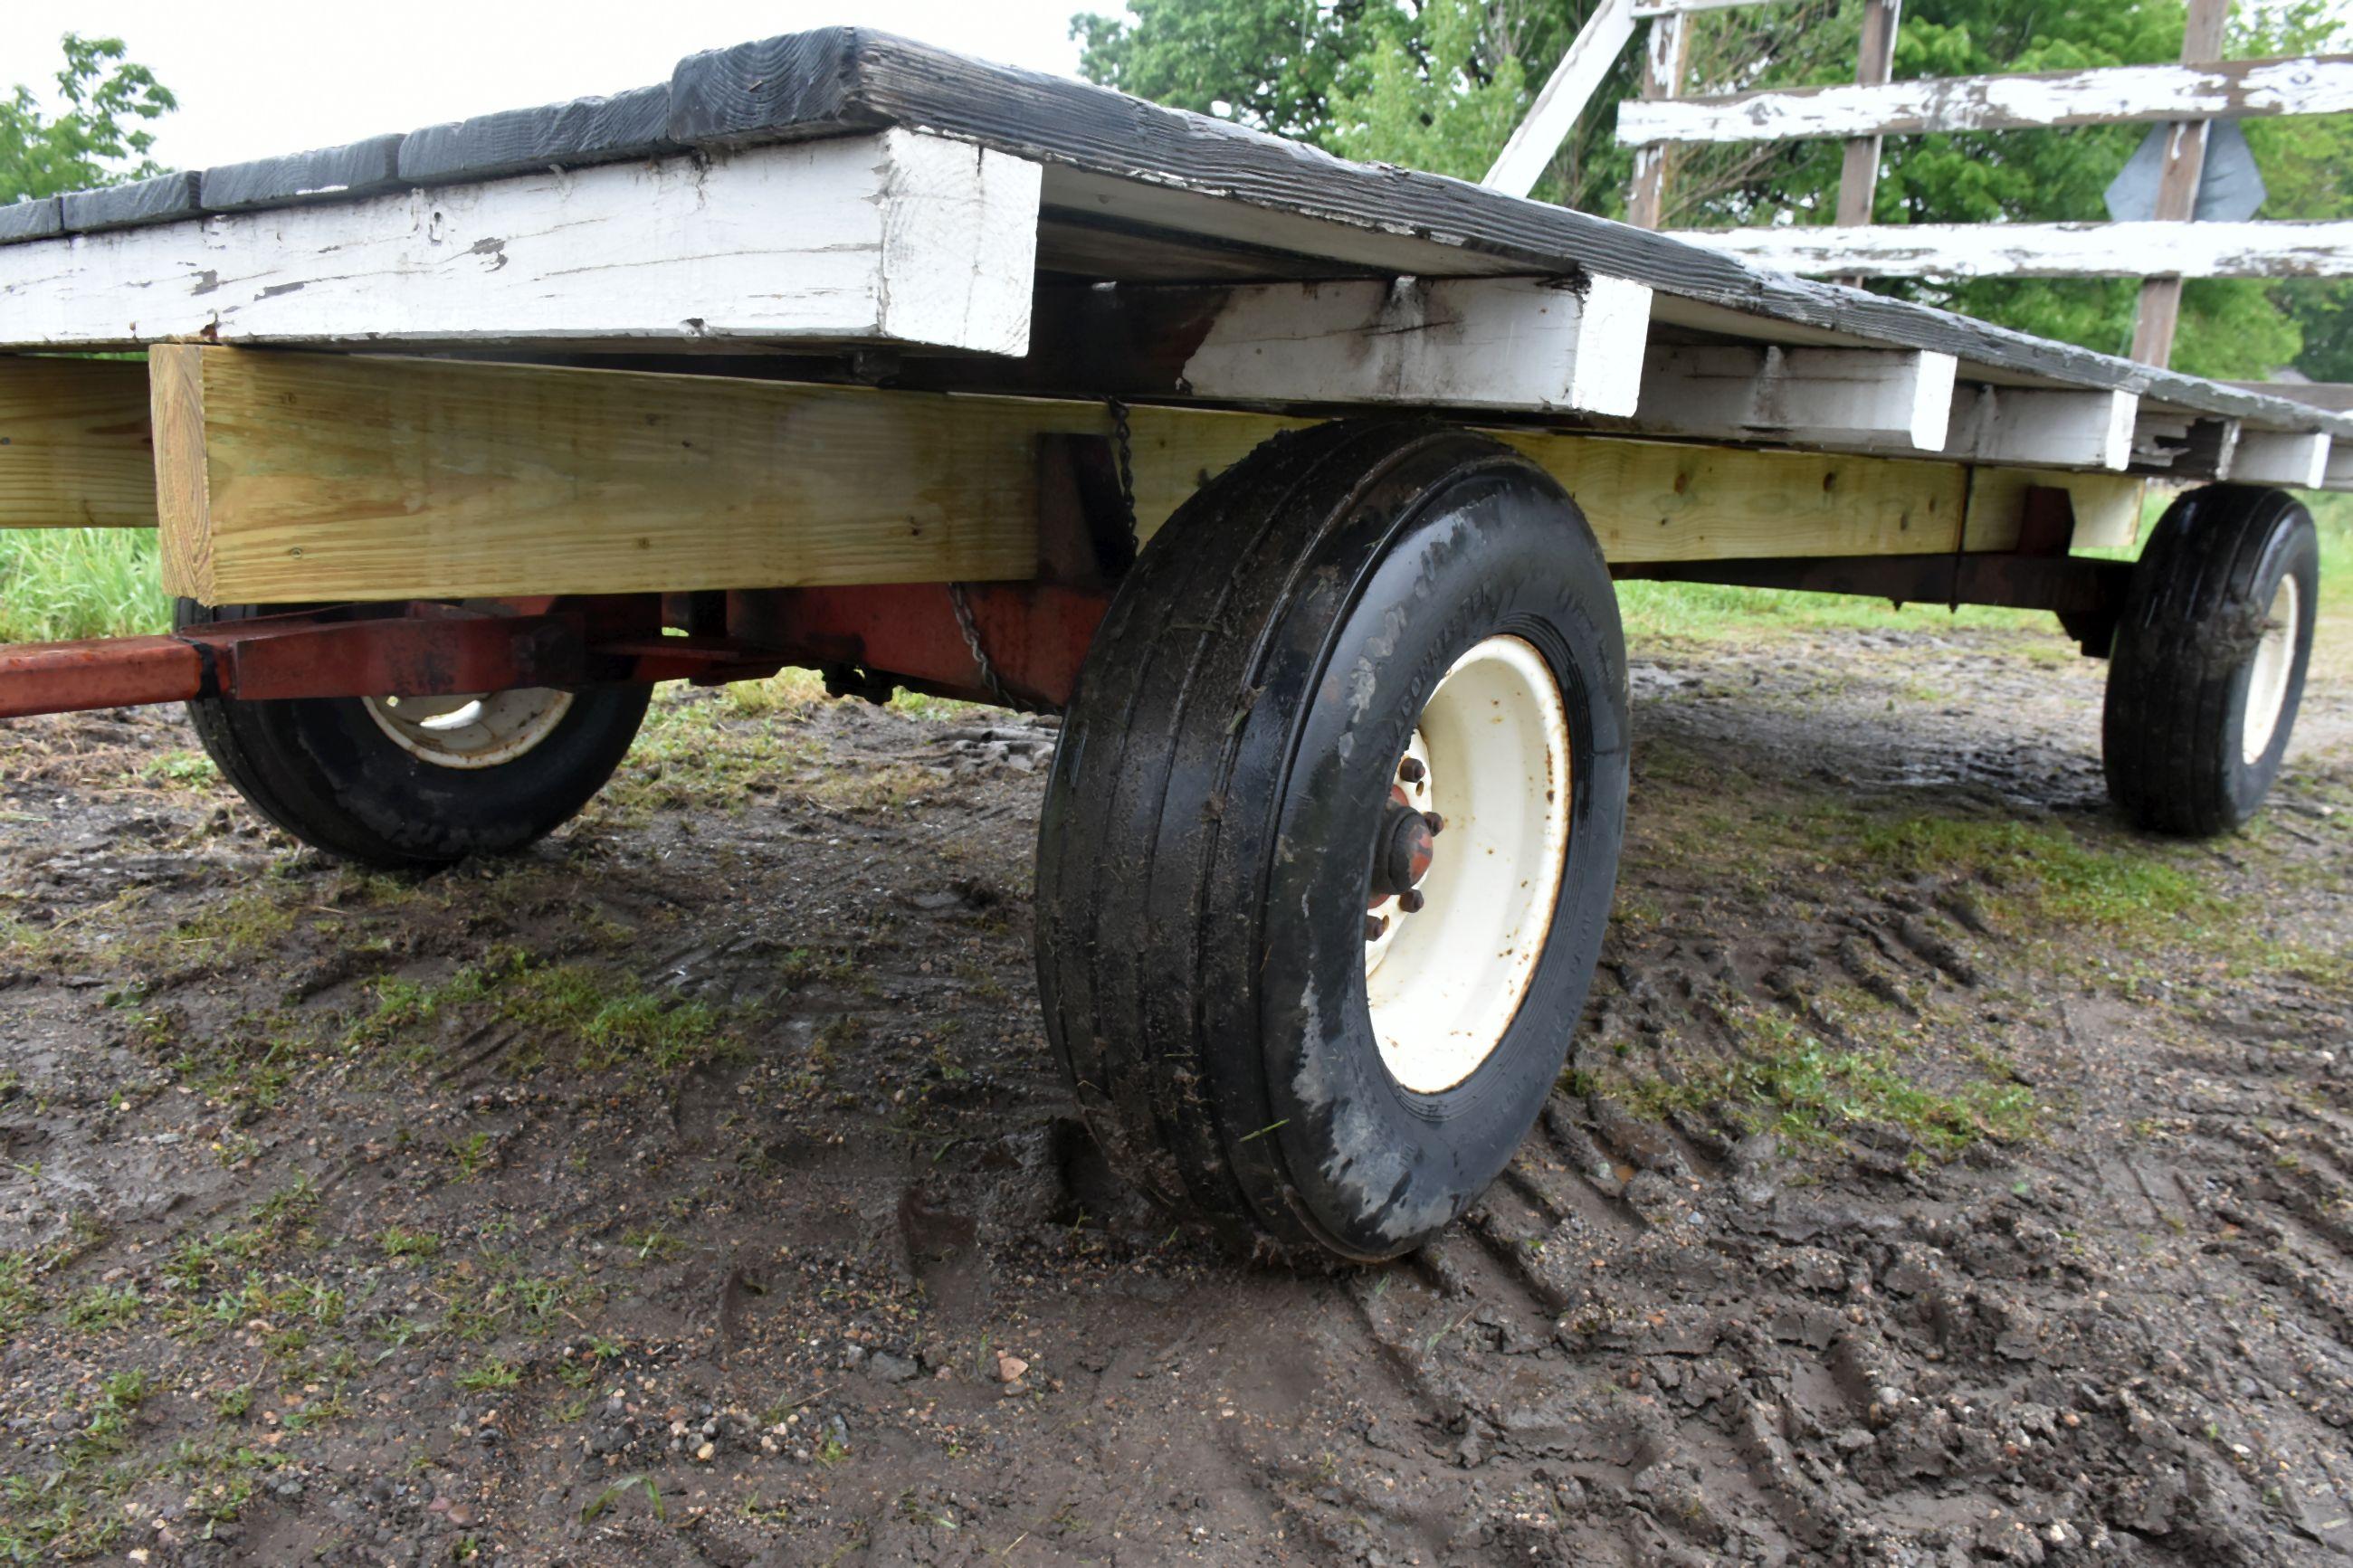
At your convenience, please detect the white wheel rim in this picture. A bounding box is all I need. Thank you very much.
[2243,575,2300,766]
[1366,635,1573,1095]
[363,688,575,770]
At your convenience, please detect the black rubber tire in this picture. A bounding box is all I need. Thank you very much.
[1034,420,1630,1261]
[174,601,651,870]
[2103,485,2319,837]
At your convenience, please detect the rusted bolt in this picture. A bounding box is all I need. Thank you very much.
[1397,756,1426,784]
[1364,914,1388,942]
[1424,813,1445,836]
[1397,889,1425,914]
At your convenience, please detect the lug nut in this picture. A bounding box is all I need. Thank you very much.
[1423,813,1445,836]
[1397,889,1425,914]
[1397,756,1426,784]
[1364,914,1388,941]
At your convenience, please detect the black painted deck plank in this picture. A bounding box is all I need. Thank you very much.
[397,84,678,184]
[61,172,202,233]
[201,135,405,212]
[0,198,62,244]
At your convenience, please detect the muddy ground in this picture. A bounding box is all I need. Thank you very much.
[2,614,2349,1566]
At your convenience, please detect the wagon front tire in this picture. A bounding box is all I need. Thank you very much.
[176,601,650,870]
[1034,421,1629,1261]
[2102,485,2319,837]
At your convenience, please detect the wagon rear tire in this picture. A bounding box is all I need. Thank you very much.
[1034,420,1629,1261]
[175,601,650,870]
[2102,485,2318,837]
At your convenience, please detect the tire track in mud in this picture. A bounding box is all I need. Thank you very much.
[8,632,2353,1563]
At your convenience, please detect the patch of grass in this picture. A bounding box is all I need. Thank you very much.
[137,749,221,791]
[720,668,827,717]
[456,1356,521,1392]
[1616,578,2044,644]
[450,1131,492,1182]
[500,964,738,1073]
[62,1283,143,1332]
[620,1226,688,1265]
[138,890,299,967]
[345,949,526,1050]
[1857,815,2211,927]
[350,947,740,1077]
[380,1226,439,1259]
[1625,1009,2039,1158]
[0,1253,38,1344]
[0,527,166,643]
[887,688,986,721]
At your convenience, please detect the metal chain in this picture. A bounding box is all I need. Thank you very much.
[948,582,1038,714]
[943,402,1139,716]
[1105,396,1139,552]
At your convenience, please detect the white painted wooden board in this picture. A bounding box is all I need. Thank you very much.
[2324,443,2353,492]
[0,130,1043,354]
[1664,220,2353,280]
[1483,0,1636,199]
[1636,345,1956,449]
[1631,0,1775,14]
[1618,54,2353,144]
[1950,386,2138,470]
[1177,275,1656,417]
[2233,428,2331,488]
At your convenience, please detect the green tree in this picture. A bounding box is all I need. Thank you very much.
[0,33,176,205]
[1072,0,1394,142]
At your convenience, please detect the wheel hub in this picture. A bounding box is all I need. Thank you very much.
[1363,635,1573,1096]
[2242,573,2300,765]
[363,687,576,769]
[1370,798,1439,903]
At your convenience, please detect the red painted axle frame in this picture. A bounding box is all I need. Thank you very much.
[0,586,1110,722]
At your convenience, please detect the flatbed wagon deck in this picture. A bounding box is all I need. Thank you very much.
[0,28,2330,1259]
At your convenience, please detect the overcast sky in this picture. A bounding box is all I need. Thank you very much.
[3,1,1102,172]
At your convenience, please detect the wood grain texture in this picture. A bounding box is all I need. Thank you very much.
[148,350,2142,605]
[61,174,202,234]
[0,131,1040,356]
[1834,0,1901,229]
[1619,52,2353,144]
[1668,220,2353,280]
[1954,387,2139,470]
[659,28,2351,441]
[1625,10,1691,230]
[154,349,1052,603]
[0,27,2343,446]
[2232,428,2331,488]
[200,135,405,212]
[1635,344,1955,449]
[1504,431,1969,560]
[2131,0,2228,369]
[149,347,212,596]
[0,200,62,244]
[397,84,677,184]
[1631,0,1774,14]
[1962,468,2145,551]
[1176,275,1653,415]
[0,356,156,529]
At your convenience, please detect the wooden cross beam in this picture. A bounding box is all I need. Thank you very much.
[0,349,2178,612]
[0,129,1043,356]
[1662,220,2353,279]
[1615,52,2353,144]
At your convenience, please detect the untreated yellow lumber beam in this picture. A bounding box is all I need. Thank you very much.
[0,355,156,528]
[152,347,2098,605]
[151,346,1051,603]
